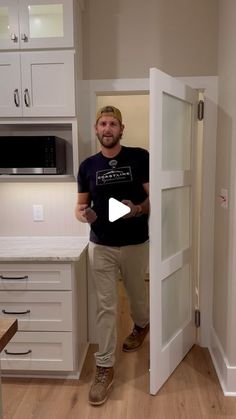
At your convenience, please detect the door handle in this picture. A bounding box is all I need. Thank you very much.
[24,89,30,107]
[21,33,28,42]
[11,33,18,42]
[14,89,20,107]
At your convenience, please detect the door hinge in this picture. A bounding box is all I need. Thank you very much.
[195,309,201,328]
[198,100,204,121]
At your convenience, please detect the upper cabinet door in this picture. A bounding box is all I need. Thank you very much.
[0,0,20,50]
[21,50,76,117]
[19,0,74,49]
[0,50,75,117]
[0,52,22,116]
[0,0,74,50]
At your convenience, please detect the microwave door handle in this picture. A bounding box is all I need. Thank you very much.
[14,89,20,107]
[24,88,30,107]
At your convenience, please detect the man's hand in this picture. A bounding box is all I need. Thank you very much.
[78,204,97,224]
[121,200,142,218]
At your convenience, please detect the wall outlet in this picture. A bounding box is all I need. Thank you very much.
[33,204,44,221]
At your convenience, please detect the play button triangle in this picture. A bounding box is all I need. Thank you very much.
[109,198,131,222]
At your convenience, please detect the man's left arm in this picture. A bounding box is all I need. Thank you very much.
[137,182,149,215]
[122,182,149,217]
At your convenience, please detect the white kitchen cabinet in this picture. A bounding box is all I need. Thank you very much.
[0,52,21,117]
[0,50,75,117]
[0,0,74,50]
[0,256,88,376]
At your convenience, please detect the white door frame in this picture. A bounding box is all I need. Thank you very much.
[83,76,218,348]
[179,76,218,348]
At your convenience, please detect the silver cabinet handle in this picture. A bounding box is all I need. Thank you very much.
[14,89,20,107]
[4,349,32,356]
[2,309,30,315]
[24,89,30,107]
[11,33,18,42]
[21,33,28,42]
[0,275,28,280]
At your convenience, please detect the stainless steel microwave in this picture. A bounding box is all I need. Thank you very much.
[0,136,66,175]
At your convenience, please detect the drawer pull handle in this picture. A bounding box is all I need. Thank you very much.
[2,309,30,315]
[0,275,29,280]
[4,349,32,356]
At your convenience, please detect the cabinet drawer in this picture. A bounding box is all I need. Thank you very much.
[0,264,72,290]
[0,331,74,371]
[0,290,72,331]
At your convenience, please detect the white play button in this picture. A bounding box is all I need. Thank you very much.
[109,198,131,222]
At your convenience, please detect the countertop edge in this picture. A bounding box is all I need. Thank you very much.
[0,237,89,262]
[0,319,18,353]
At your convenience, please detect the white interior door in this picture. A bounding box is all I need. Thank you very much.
[149,67,198,394]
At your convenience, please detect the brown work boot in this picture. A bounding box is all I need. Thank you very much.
[122,323,149,352]
[89,366,114,406]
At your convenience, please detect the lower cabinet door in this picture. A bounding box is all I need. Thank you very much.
[0,332,74,371]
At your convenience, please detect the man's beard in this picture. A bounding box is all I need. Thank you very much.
[97,133,122,149]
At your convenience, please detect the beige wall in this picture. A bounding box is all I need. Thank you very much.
[213,0,236,364]
[82,0,218,79]
[1,0,218,238]
[0,182,87,237]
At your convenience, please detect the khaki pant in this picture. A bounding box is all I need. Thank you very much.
[88,241,149,367]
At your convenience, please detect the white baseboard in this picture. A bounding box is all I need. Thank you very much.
[210,327,236,396]
[2,370,80,380]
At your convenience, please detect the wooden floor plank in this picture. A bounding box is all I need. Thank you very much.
[2,283,236,419]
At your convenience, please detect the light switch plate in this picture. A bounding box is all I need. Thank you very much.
[33,204,44,221]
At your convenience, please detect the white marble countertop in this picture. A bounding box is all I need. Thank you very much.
[0,236,89,262]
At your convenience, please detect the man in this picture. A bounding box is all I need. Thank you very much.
[75,105,149,406]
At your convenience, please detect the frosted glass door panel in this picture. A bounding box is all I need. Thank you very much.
[29,4,64,38]
[162,93,192,170]
[162,264,191,347]
[0,7,9,40]
[162,187,190,260]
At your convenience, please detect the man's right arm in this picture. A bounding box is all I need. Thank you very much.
[75,192,97,224]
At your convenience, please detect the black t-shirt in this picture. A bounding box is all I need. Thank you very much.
[77,146,149,246]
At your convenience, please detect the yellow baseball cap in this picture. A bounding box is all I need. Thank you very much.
[96,105,122,124]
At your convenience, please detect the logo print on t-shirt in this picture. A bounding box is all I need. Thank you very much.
[96,166,133,185]
[109,160,118,170]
